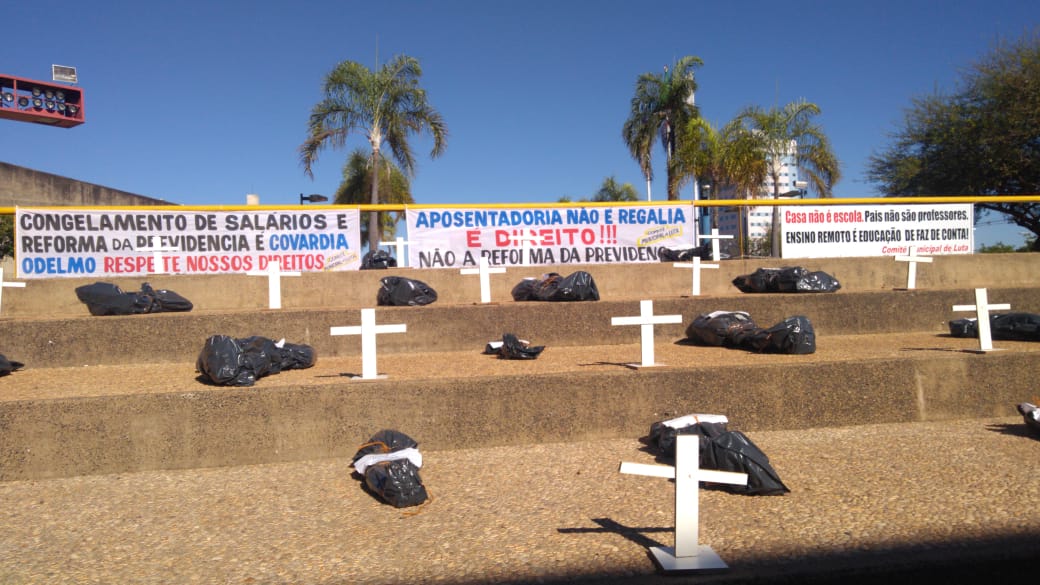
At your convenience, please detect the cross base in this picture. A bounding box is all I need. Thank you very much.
[650,545,730,573]
[962,347,1006,355]
[623,362,669,370]
[347,373,389,380]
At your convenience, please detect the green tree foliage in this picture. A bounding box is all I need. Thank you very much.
[300,55,447,251]
[867,32,1040,250]
[593,176,638,202]
[334,149,413,245]
[0,215,13,260]
[729,100,841,256]
[557,176,639,203]
[622,56,703,200]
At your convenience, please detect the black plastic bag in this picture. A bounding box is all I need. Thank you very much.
[142,283,193,312]
[361,249,397,270]
[685,311,759,347]
[949,313,1040,341]
[511,271,599,302]
[732,267,839,293]
[0,354,24,376]
[75,282,157,315]
[748,315,816,354]
[659,245,714,262]
[196,335,315,386]
[1017,403,1040,436]
[352,430,428,508]
[377,276,438,306]
[484,333,545,359]
[75,282,193,315]
[646,417,789,496]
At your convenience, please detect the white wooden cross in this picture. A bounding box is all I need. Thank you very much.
[698,228,734,262]
[247,259,301,310]
[512,231,540,266]
[895,246,933,289]
[673,257,719,296]
[611,299,683,368]
[620,433,748,573]
[952,288,1011,353]
[379,236,411,267]
[0,267,27,316]
[137,236,180,274]
[330,308,407,379]
[460,257,507,304]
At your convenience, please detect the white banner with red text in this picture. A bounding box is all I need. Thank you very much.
[405,205,697,269]
[15,207,362,278]
[780,203,974,258]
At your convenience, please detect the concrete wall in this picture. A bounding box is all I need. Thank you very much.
[3,253,1039,318]
[0,161,174,207]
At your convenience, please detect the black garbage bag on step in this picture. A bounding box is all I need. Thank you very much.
[361,249,397,270]
[1017,403,1040,436]
[196,335,316,386]
[732,267,840,293]
[352,430,429,508]
[0,354,24,376]
[75,282,158,315]
[511,271,599,302]
[646,416,789,496]
[949,313,1040,341]
[141,282,194,312]
[377,276,438,306]
[659,245,713,262]
[75,282,193,315]
[747,315,816,354]
[685,311,759,347]
[484,333,545,359]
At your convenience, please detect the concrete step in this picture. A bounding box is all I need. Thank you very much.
[2,332,1038,481]
[4,254,1039,318]
[3,287,1037,369]
[0,418,1036,584]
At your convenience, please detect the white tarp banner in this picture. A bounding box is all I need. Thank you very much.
[405,205,697,269]
[781,203,974,258]
[15,207,362,278]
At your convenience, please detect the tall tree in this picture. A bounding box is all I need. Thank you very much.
[675,117,767,236]
[300,55,447,251]
[334,149,413,245]
[622,56,703,200]
[731,100,840,256]
[867,33,1040,249]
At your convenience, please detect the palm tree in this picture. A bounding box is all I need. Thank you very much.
[622,56,703,200]
[676,118,767,233]
[334,149,413,245]
[300,55,447,251]
[730,100,840,256]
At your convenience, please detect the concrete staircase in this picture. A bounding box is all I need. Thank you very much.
[1,255,1038,481]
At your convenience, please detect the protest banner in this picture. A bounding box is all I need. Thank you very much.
[405,205,696,269]
[780,203,974,258]
[15,208,362,278]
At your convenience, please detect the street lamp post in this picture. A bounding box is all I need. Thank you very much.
[300,193,329,205]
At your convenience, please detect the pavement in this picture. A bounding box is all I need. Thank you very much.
[1,416,1038,584]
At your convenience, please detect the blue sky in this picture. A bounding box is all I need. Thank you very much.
[2,0,1036,247]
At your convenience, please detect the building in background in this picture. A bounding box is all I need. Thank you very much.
[712,141,805,257]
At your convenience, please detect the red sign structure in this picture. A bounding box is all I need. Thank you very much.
[0,74,84,128]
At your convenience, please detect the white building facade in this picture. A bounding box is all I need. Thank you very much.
[711,140,804,255]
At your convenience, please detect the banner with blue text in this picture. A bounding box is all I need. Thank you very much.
[405,205,696,269]
[15,208,362,278]
[780,203,974,258]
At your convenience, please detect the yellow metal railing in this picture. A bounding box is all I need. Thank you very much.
[3,194,1039,215]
